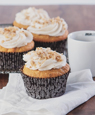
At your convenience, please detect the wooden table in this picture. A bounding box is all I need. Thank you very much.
[0,5,95,115]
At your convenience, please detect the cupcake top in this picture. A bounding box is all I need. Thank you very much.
[23,47,66,71]
[27,17,68,36]
[15,7,50,26]
[0,26,33,48]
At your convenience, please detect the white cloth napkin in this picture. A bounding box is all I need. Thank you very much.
[0,69,95,115]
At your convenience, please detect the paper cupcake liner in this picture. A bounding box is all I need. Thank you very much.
[34,39,67,53]
[0,51,28,73]
[21,69,70,99]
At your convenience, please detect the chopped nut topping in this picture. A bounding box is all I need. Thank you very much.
[31,17,65,29]
[25,48,64,69]
[24,32,28,37]
[56,55,63,62]
[1,40,4,43]
[0,27,28,39]
[20,30,28,37]
[25,16,30,20]
[29,47,63,65]
[4,27,18,32]
[31,60,36,67]
[1,27,18,39]
[0,28,4,34]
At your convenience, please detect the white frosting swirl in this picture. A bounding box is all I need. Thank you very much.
[23,47,66,71]
[27,17,68,36]
[0,27,33,48]
[15,7,50,25]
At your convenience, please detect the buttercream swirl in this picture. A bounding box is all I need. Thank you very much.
[27,17,68,36]
[23,47,66,71]
[15,7,50,25]
[0,26,33,48]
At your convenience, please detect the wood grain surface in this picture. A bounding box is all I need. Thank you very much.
[0,5,95,115]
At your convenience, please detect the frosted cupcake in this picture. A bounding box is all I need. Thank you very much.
[13,7,50,29]
[21,47,70,99]
[0,26,34,73]
[27,17,68,53]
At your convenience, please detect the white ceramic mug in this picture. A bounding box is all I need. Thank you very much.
[68,30,95,76]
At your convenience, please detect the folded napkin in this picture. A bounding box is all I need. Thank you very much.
[0,69,95,115]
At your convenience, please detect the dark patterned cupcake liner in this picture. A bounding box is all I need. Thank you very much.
[0,51,30,74]
[34,39,67,53]
[21,68,70,99]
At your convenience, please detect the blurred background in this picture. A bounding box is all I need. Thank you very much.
[0,0,95,33]
[0,0,95,5]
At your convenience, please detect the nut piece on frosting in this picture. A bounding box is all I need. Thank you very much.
[23,47,66,71]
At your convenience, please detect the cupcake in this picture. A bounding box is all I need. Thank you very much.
[21,47,70,99]
[27,17,68,53]
[0,26,34,73]
[13,7,50,29]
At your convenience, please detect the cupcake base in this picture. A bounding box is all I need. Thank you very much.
[21,69,70,99]
[34,39,67,53]
[13,21,29,29]
[0,52,27,73]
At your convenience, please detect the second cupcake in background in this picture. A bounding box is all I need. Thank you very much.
[21,47,70,99]
[13,7,50,29]
[0,26,34,73]
[27,17,68,53]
